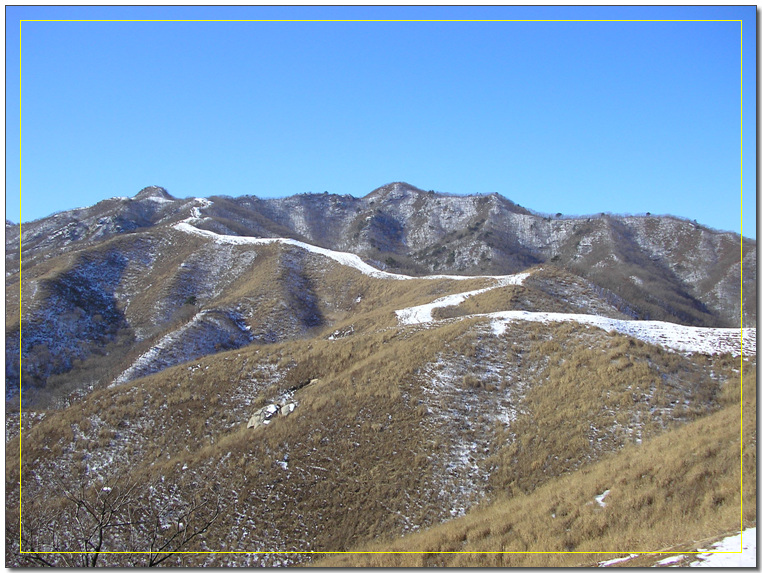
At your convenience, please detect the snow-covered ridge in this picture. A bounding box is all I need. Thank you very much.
[173,221,754,357]
[489,311,754,357]
[174,221,528,283]
[393,279,754,357]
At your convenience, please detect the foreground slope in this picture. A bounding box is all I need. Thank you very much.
[313,359,755,567]
[7,286,755,565]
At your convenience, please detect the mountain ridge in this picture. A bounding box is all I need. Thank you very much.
[6,183,755,407]
[8,183,755,327]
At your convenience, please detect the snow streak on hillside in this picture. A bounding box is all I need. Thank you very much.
[597,527,756,567]
[174,222,416,280]
[395,295,754,357]
[174,221,755,358]
[174,222,527,283]
[112,309,253,386]
[395,272,531,325]
[488,311,754,357]
[685,527,757,567]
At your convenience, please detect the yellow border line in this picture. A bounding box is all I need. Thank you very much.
[17,17,747,559]
[739,18,745,536]
[19,19,743,22]
[18,16,23,555]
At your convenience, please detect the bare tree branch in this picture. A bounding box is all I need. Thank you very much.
[14,475,221,567]
[148,494,221,567]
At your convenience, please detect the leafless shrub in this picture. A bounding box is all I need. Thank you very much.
[11,475,220,568]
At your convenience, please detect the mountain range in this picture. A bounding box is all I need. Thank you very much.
[5,182,756,566]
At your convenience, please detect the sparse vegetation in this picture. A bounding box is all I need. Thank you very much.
[313,362,755,567]
[6,312,754,566]
[5,184,755,566]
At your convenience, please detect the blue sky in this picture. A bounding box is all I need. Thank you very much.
[6,5,756,238]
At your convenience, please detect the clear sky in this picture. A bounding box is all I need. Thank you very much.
[6,5,756,238]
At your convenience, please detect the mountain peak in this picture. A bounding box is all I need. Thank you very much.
[365,182,425,200]
[134,186,175,201]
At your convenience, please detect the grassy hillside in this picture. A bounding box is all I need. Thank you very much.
[5,205,755,567]
[6,307,753,566]
[314,360,756,567]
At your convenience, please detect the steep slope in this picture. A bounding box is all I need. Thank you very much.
[7,201,754,409]
[9,217,497,404]
[313,359,755,567]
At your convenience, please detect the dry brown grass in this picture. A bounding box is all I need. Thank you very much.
[313,361,755,567]
[6,256,754,566]
[11,232,505,412]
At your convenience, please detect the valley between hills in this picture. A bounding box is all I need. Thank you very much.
[5,182,756,566]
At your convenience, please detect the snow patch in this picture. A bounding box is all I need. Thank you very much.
[596,528,756,567]
[488,311,754,357]
[687,528,756,567]
[189,198,213,220]
[144,195,174,204]
[598,553,639,566]
[656,554,686,565]
[395,272,530,325]
[397,290,753,357]
[595,490,610,507]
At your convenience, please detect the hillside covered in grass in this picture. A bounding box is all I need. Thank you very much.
[6,185,756,566]
[313,361,755,567]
